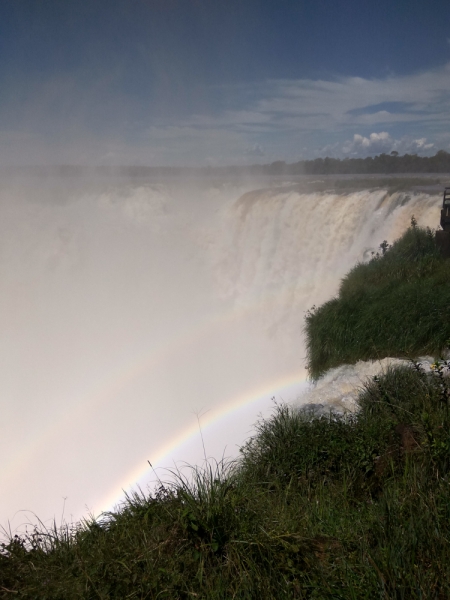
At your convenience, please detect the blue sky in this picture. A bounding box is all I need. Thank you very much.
[1,0,450,166]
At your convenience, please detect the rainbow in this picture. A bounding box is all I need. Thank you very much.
[97,372,309,515]
[2,292,309,519]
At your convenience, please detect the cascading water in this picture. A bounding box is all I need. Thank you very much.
[0,175,441,532]
[210,187,440,336]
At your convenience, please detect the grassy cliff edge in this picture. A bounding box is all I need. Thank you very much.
[306,220,450,380]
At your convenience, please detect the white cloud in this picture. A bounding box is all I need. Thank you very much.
[341,132,435,157]
[342,132,392,154]
[245,143,265,157]
[413,138,435,150]
[2,62,450,164]
[171,62,450,161]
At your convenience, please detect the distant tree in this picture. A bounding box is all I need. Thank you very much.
[293,149,450,175]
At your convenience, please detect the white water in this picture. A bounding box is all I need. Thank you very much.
[0,176,441,532]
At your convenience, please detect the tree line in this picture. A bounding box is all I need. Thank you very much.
[2,149,449,177]
[254,149,450,175]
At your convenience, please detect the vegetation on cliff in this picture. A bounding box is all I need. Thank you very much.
[306,220,450,380]
[2,224,450,598]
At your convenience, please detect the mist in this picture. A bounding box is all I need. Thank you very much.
[0,173,300,531]
[0,170,442,532]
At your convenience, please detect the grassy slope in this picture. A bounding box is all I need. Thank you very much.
[2,224,450,599]
[306,222,450,380]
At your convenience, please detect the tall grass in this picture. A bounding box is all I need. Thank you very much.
[2,361,450,598]
[305,221,450,380]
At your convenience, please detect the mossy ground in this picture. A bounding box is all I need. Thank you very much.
[2,223,450,599]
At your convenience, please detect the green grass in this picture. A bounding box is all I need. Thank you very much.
[2,362,450,598]
[2,221,450,598]
[305,221,450,380]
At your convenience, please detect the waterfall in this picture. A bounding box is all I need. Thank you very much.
[0,174,441,530]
